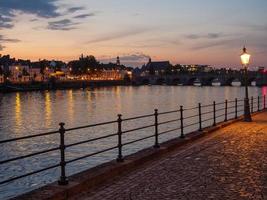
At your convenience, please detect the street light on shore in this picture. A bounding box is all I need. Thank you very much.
[240,46,252,122]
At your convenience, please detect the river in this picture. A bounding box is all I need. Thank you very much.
[0,86,266,199]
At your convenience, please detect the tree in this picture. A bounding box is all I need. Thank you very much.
[22,68,29,76]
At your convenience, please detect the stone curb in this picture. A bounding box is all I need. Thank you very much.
[12,110,265,200]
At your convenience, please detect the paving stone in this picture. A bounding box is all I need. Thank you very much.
[70,112,267,200]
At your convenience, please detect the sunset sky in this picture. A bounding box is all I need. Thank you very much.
[0,0,267,68]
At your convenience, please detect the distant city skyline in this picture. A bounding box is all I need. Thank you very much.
[0,0,267,67]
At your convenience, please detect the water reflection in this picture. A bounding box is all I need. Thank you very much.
[67,90,74,122]
[0,86,265,199]
[114,87,122,113]
[45,92,52,127]
[15,93,22,131]
[262,86,267,96]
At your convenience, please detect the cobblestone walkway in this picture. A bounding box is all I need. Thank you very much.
[71,112,267,200]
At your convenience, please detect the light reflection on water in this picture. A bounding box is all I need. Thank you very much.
[0,86,266,199]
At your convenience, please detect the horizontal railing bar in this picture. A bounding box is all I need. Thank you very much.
[227,111,237,115]
[123,135,155,146]
[201,104,213,108]
[183,114,199,120]
[66,146,118,164]
[201,110,214,115]
[65,133,118,148]
[65,120,117,132]
[122,124,155,134]
[0,130,59,144]
[158,118,180,126]
[227,100,234,103]
[0,163,60,185]
[122,113,154,121]
[0,147,60,165]
[184,122,199,128]
[215,101,226,105]
[215,113,226,119]
[227,105,237,109]
[158,127,181,136]
[158,110,179,115]
[183,106,198,111]
[0,95,263,187]
[201,118,214,123]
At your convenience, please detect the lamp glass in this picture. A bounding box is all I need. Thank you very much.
[241,52,251,65]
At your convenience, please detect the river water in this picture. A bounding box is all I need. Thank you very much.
[0,86,266,199]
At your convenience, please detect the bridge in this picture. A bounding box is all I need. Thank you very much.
[133,71,267,86]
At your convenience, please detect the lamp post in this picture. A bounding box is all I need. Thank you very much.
[240,46,252,122]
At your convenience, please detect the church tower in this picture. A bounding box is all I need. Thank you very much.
[116,56,120,66]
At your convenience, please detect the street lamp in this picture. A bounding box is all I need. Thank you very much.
[240,46,252,122]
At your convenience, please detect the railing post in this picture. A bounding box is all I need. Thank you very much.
[154,109,160,148]
[180,106,184,138]
[264,95,266,110]
[198,103,202,131]
[235,98,238,119]
[258,96,260,111]
[251,96,253,113]
[116,114,124,162]
[58,122,68,185]
[224,100,228,122]
[213,101,216,126]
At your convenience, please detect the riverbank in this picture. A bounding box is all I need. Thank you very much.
[0,80,128,93]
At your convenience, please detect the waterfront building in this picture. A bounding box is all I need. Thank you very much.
[29,67,43,81]
[49,71,66,80]
[140,58,172,76]
[9,65,30,83]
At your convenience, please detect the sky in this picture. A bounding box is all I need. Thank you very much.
[0,0,267,68]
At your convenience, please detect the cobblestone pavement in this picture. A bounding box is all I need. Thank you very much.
[71,112,267,200]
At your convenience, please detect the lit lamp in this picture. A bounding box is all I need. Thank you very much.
[240,46,252,122]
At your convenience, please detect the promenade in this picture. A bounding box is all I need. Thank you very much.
[71,112,267,200]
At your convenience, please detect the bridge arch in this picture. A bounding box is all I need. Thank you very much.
[142,78,150,85]
[248,77,257,86]
[230,78,241,86]
[156,78,166,85]
[186,77,197,85]
[171,78,181,85]
[204,77,218,86]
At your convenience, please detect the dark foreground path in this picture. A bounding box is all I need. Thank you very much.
[71,112,267,200]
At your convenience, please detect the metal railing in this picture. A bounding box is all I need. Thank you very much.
[0,95,266,186]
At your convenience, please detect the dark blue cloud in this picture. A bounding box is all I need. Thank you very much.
[0,15,14,29]
[0,0,88,30]
[74,13,95,19]
[47,19,78,31]
[0,35,20,43]
[186,33,223,40]
[0,34,20,51]
[68,6,84,13]
[0,0,60,18]
[87,28,152,44]
[0,0,60,29]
